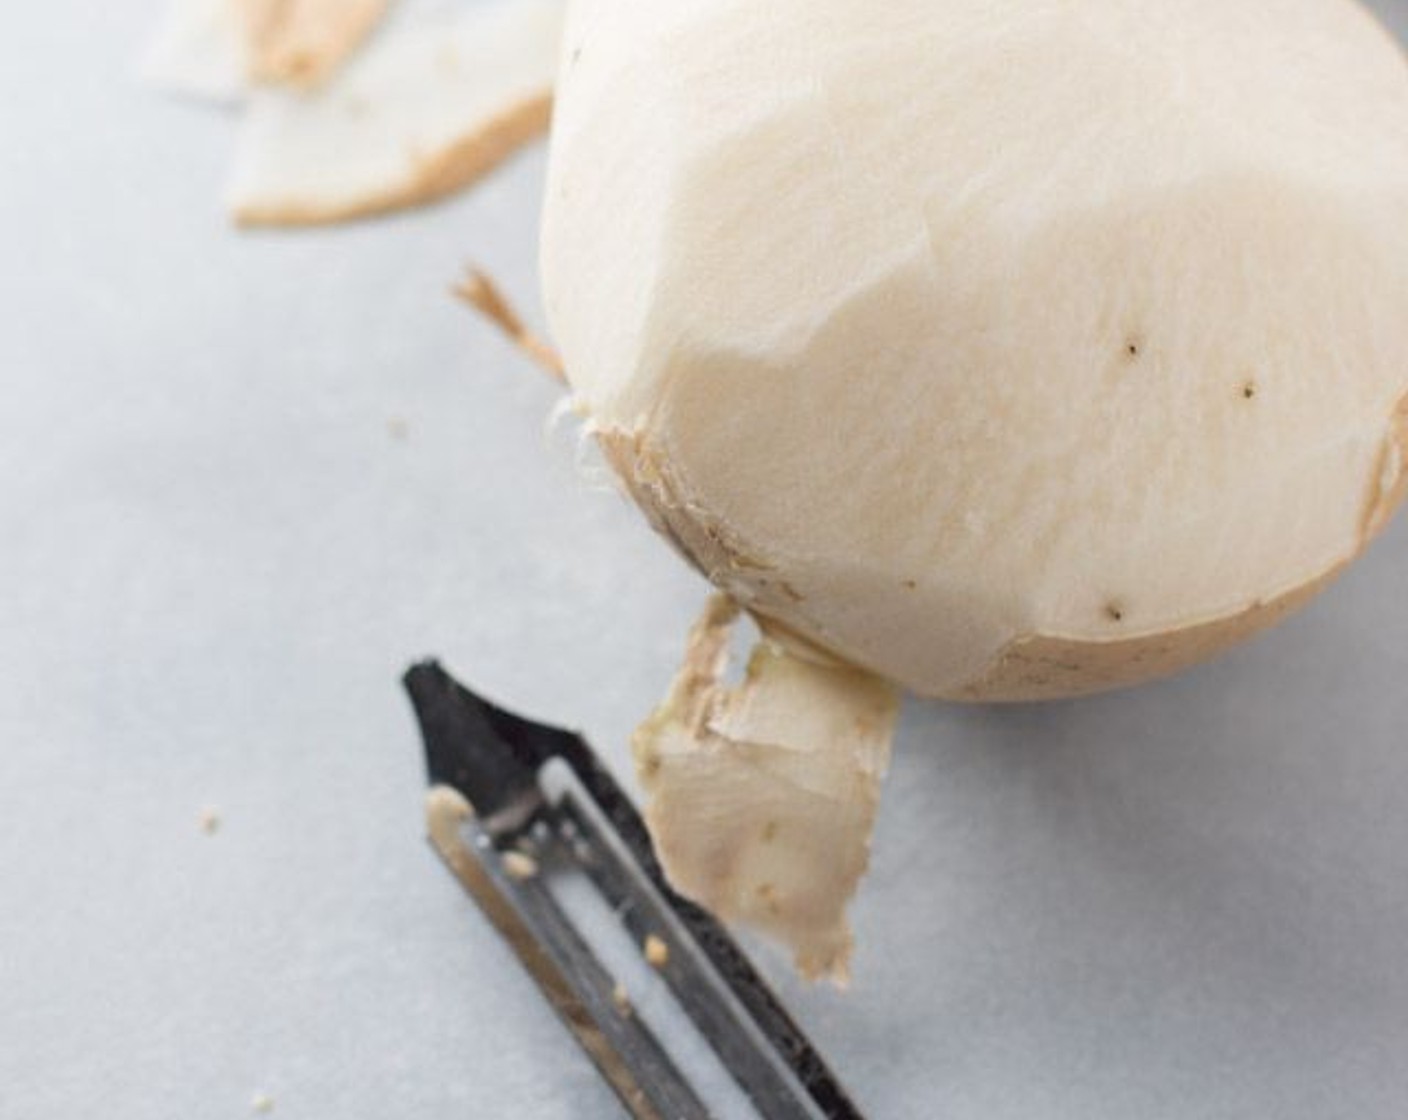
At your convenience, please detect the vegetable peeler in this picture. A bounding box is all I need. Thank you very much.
[404,661,867,1120]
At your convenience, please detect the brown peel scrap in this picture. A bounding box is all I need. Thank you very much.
[228,0,564,227]
[236,0,390,91]
[635,596,900,985]
[454,268,566,381]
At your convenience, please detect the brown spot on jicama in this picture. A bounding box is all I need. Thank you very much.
[1105,602,1126,623]
[1242,381,1259,400]
[761,821,779,842]
[234,92,553,227]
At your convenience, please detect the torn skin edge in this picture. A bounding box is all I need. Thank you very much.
[633,595,901,986]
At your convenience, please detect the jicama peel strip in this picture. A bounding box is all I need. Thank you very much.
[635,597,900,984]
[140,0,391,103]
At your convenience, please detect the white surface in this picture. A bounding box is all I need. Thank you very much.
[139,0,247,106]
[2,2,1408,1118]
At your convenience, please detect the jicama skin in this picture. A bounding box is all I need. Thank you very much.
[543,0,1408,701]
[229,0,564,226]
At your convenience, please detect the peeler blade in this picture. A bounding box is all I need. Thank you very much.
[404,661,868,1120]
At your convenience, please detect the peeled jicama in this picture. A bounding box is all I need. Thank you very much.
[539,0,1408,977]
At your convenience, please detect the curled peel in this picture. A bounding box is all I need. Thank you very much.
[228,0,564,227]
[634,596,900,984]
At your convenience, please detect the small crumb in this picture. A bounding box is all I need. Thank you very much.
[502,851,540,881]
[198,807,222,836]
[571,838,596,866]
[611,982,632,1016]
[284,51,315,79]
[251,1092,275,1113]
[643,934,670,970]
[386,417,409,442]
